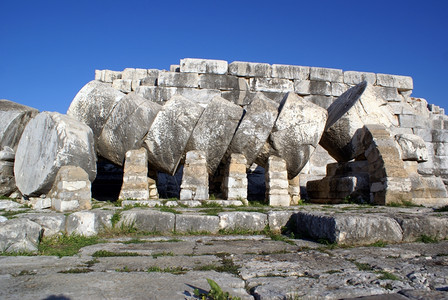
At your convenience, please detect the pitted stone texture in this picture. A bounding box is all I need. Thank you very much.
[17,213,66,237]
[376,73,413,91]
[295,211,403,245]
[186,96,244,175]
[97,93,161,166]
[221,78,252,105]
[0,100,39,151]
[143,95,204,175]
[271,64,310,80]
[294,80,311,95]
[218,211,267,232]
[67,80,125,141]
[257,92,328,179]
[180,150,209,201]
[343,71,376,85]
[180,58,228,74]
[119,148,151,201]
[222,154,248,203]
[157,71,199,88]
[321,83,398,162]
[266,156,290,206]
[310,67,343,82]
[394,215,448,242]
[409,174,448,206]
[14,112,96,197]
[228,61,271,77]
[48,166,92,212]
[0,218,42,253]
[267,210,295,233]
[175,214,219,233]
[250,77,294,93]
[118,209,175,233]
[227,93,279,167]
[66,211,114,237]
[395,134,428,162]
[198,74,239,90]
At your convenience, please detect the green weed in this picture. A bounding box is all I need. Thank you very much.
[38,234,100,257]
[376,270,400,281]
[92,250,140,257]
[194,278,241,300]
[152,251,174,258]
[416,235,438,243]
[59,268,93,274]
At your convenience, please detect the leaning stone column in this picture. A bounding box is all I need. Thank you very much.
[180,150,209,201]
[266,156,290,206]
[288,175,301,205]
[222,154,248,204]
[119,148,152,201]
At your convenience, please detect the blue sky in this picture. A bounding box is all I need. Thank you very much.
[1,0,447,113]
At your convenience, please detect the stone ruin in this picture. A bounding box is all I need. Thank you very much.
[1,58,448,212]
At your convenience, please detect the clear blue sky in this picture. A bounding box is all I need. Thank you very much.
[1,0,447,113]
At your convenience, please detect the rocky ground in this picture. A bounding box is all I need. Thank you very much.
[0,234,447,299]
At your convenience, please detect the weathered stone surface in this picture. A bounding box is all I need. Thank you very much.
[0,218,42,253]
[66,211,100,236]
[294,80,311,95]
[227,92,279,167]
[309,80,332,96]
[374,86,402,102]
[0,147,17,196]
[271,64,310,80]
[143,95,204,175]
[295,212,403,245]
[376,73,413,91]
[221,78,252,105]
[267,210,295,233]
[28,197,51,210]
[250,77,294,93]
[0,100,39,151]
[14,112,97,197]
[394,215,448,242]
[118,209,175,233]
[303,95,335,109]
[180,58,228,74]
[119,148,152,200]
[0,199,21,210]
[97,93,161,166]
[48,166,92,212]
[321,83,397,161]
[343,71,376,85]
[218,211,267,231]
[228,61,271,77]
[198,74,239,90]
[257,92,328,179]
[186,96,244,175]
[95,69,122,83]
[67,80,125,141]
[395,134,428,162]
[266,156,290,206]
[17,213,66,237]
[121,68,148,81]
[409,174,448,206]
[175,214,219,233]
[158,71,199,88]
[331,82,349,97]
[222,154,248,203]
[310,67,343,82]
[180,150,209,201]
[288,175,301,205]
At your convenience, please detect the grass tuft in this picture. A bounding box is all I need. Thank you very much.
[38,234,100,257]
[92,250,140,257]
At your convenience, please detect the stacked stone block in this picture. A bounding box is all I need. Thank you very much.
[0,147,16,197]
[265,156,290,206]
[180,150,209,201]
[222,154,248,204]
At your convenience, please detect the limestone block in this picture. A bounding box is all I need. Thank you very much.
[180,58,228,74]
[158,71,199,88]
[198,74,239,90]
[47,166,92,212]
[271,64,310,80]
[309,81,331,96]
[118,209,175,233]
[140,76,158,86]
[257,92,328,179]
[95,70,122,83]
[186,96,244,175]
[295,212,403,245]
[398,114,430,129]
[66,211,99,236]
[227,93,279,166]
[303,95,334,109]
[122,68,148,81]
[222,154,248,202]
[343,71,376,85]
[14,112,96,197]
[374,86,401,102]
[67,80,125,140]
[395,215,448,242]
[228,61,271,77]
[29,197,52,210]
[0,100,39,151]
[310,67,343,82]
[413,128,432,142]
[250,78,294,93]
[0,218,42,253]
[0,147,17,196]
[267,211,295,233]
[395,134,428,162]
[294,80,311,96]
[331,82,349,97]
[180,150,209,201]
[97,93,162,165]
[265,156,290,206]
[220,78,251,105]
[143,95,204,175]
[376,73,413,91]
[288,175,300,205]
[112,79,132,93]
[119,148,150,200]
[434,142,448,156]
[0,200,21,210]
[320,83,398,162]
[432,129,448,143]
[218,211,267,231]
[170,65,180,72]
[17,213,66,237]
[388,102,416,115]
[175,214,219,233]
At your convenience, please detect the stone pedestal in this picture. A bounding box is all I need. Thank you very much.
[119,148,154,201]
[222,154,248,204]
[49,166,92,212]
[180,151,209,201]
[0,147,17,196]
[288,175,301,205]
[266,156,290,206]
